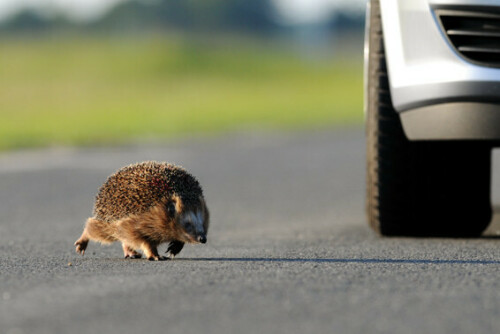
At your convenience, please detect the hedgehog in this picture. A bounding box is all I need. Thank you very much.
[74,161,209,261]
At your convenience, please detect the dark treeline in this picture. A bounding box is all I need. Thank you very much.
[0,0,364,35]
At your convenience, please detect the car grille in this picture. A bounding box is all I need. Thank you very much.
[435,8,500,67]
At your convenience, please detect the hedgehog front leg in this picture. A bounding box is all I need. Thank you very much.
[166,240,184,259]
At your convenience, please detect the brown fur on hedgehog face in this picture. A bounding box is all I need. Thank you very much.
[166,194,210,244]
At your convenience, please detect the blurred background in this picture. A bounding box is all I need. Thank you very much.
[0,0,365,150]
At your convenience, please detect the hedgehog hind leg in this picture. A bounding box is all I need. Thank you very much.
[74,232,89,255]
[122,243,142,259]
[141,243,167,261]
[75,217,117,255]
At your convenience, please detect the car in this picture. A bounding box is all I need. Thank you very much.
[364,0,500,237]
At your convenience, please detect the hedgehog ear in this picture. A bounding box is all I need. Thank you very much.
[166,201,176,216]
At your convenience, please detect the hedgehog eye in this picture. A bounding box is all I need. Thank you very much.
[167,202,176,216]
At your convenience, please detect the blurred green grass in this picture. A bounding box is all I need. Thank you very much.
[0,35,363,150]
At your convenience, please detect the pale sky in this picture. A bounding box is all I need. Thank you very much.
[0,0,366,23]
[274,0,365,24]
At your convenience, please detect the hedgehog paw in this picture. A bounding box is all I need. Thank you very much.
[166,240,184,259]
[74,238,89,256]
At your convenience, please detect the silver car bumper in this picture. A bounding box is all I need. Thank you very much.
[379,0,500,140]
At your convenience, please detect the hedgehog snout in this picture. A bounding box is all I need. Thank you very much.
[197,235,207,244]
[180,210,207,243]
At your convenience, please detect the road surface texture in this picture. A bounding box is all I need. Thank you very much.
[1,128,499,334]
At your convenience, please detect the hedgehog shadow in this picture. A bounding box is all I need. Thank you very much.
[178,258,500,265]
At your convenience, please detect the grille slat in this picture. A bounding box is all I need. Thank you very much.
[459,46,500,53]
[436,8,500,67]
[447,29,500,38]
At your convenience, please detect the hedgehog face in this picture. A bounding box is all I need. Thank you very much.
[179,211,207,243]
[171,196,209,244]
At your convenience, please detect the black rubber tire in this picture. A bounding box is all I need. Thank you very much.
[366,0,492,237]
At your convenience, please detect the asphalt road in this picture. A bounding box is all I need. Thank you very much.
[1,128,499,334]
